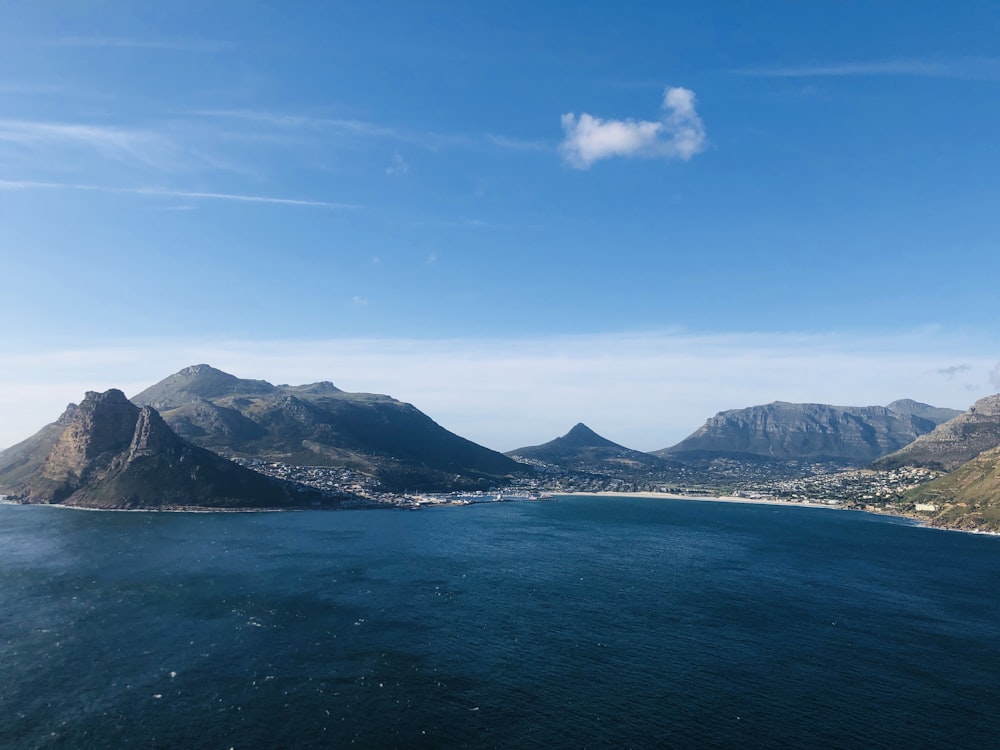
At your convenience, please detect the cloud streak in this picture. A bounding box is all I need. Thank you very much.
[735,57,1000,80]
[0,179,361,209]
[44,36,232,53]
[0,118,173,167]
[192,108,551,155]
[559,87,707,169]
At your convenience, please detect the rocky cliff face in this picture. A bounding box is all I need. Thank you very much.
[39,390,140,497]
[874,394,1000,471]
[0,389,321,509]
[656,400,959,464]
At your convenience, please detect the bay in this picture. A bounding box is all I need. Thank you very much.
[1,497,998,749]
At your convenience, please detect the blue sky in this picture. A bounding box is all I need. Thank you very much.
[1,1,999,451]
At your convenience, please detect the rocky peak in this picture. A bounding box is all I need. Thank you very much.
[128,406,179,460]
[968,394,1000,416]
[43,389,140,481]
[132,364,276,410]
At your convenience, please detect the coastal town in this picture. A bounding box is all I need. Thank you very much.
[228,455,943,516]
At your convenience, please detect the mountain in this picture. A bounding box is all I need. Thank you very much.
[655,400,960,464]
[131,364,528,492]
[0,389,318,509]
[903,444,1000,531]
[508,423,674,473]
[873,394,1000,471]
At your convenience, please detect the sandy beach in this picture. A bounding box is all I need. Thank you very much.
[550,490,839,509]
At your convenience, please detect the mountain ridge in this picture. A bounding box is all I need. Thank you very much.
[131,364,528,492]
[655,400,959,464]
[873,394,1000,471]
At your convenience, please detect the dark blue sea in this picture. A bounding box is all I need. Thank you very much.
[2,497,998,749]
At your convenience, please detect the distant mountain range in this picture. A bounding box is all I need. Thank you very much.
[4,363,997,529]
[653,400,960,464]
[0,389,318,509]
[131,364,528,492]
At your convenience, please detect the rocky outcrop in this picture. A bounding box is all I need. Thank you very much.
[904,444,1000,532]
[655,400,959,464]
[0,389,321,509]
[874,394,1000,471]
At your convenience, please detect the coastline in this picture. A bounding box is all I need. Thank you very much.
[5,493,997,536]
[550,490,839,510]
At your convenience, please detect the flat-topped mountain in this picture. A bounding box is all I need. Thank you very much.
[131,364,528,492]
[904,443,1000,531]
[0,389,316,509]
[655,400,960,465]
[873,394,1000,471]
[508,423,675,473]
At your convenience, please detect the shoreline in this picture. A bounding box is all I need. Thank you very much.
[550,490,840,510]
[5,494,997,537]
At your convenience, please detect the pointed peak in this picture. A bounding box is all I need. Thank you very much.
[559,423,620,448]
[565,422,599,438]
[128,406,180,459]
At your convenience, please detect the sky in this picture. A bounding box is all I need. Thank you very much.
[1,1,999,453]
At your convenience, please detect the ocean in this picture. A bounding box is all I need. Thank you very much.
[1,497,998,749]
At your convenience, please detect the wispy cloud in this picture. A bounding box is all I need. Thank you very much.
[44,36,232,53]
[0,179,361,209]
[0,118,173,167]
[735,57,1000,80]
[191,108,548,155]
[190,108,464,150]
[937,364,972,379]
[0,329,993,453]
[385,153,409,176]
[485,133,551,152]
[991,363,1000,390]
[559,87,707,169]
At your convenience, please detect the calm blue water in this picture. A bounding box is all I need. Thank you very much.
[1,497,998,749]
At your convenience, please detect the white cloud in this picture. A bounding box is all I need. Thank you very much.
[990,363,1000,390]
[385,153,409,176]
[559,87,707,169]
[0,329,994,455]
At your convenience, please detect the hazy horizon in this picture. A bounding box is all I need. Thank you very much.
[2,2,998,452]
